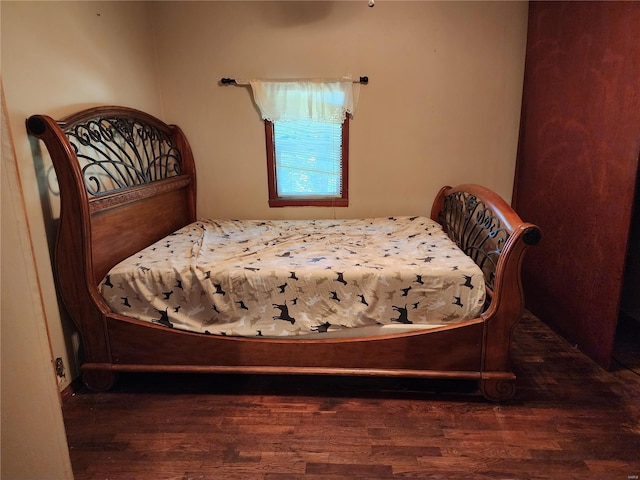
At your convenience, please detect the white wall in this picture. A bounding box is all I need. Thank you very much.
[153,1,529,220]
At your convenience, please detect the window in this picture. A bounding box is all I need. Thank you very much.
[265,117,349,207]
[249,79,357,208]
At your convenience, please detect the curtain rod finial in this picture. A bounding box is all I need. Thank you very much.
[220,78,237,86]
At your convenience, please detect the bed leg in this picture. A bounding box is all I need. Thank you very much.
[479,378,516,402]
[82,370,118,392]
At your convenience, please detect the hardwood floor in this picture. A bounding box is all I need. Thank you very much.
[62,312,640,480]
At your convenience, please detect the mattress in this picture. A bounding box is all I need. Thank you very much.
[100,217,486,337]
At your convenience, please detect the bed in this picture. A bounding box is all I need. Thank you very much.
[26,106,541,401]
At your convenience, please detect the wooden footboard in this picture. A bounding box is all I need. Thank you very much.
[432,185,542,399]
[27,106,540,401]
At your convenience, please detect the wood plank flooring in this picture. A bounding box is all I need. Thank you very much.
[62,312,640,479]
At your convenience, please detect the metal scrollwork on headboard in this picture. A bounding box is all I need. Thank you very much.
[65,116,182,196]
[439,191,510,290]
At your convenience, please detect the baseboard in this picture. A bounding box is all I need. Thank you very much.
[60,376,84,404]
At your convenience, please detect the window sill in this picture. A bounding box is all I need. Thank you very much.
[268,197,349,208]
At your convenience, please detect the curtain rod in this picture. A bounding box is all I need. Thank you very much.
[220,76,369,86]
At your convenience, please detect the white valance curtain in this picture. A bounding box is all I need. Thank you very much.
[249,78,358,123]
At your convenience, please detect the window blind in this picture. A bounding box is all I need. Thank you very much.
[273,120,342,197]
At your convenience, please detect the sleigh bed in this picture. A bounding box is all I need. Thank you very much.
[26,106,541,401]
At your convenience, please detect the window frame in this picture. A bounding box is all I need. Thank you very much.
[264,117,349,208]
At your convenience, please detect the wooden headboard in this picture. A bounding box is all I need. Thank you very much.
[26,106,197,296]
[431,184,542,313]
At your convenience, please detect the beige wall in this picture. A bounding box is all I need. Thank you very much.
[2,0,165,392]
[153,1,529,220]
[1,1,527,474]
[2,1,165,476]
[2,84,73,479]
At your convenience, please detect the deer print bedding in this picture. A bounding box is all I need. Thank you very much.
[100,217,486,338]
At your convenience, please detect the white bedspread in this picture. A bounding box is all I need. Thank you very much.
[100,217,486,337]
